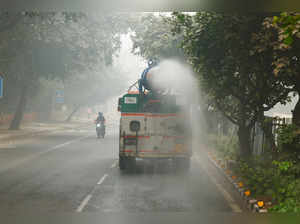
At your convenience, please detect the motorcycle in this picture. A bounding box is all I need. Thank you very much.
[96,122,105,138]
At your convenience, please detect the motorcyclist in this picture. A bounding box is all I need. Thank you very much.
[95,112,106,138]
[96,112,105,125]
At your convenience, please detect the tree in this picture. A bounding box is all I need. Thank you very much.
[172,12,291,157]
[0,12,130,129]
[260,13,300,126]
[131,14,184,61]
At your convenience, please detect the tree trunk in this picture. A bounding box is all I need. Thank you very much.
[9,84,28,130]
[65,105,80,122]
[292,91,300,126]
[237,125,252,158]
[262,124,276,152]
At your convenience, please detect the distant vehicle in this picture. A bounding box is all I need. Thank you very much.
[95,112,106,138]
[117,63,192,171]
[95,121,105,138]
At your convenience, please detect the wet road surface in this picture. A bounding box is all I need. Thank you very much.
[0,126,242,213]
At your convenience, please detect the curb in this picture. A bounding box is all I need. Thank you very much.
[0,129,51,142]
[206,151,269,213]
[0,123,91,142]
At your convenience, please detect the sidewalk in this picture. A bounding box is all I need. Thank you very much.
[0,120,91,142]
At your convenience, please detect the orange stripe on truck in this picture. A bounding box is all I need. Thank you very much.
[123,135,183,139]
[121,113,178,117]
[127,91,139,94]
[121,113,145,116]
[124,135,150,139]
[146,114,177,117]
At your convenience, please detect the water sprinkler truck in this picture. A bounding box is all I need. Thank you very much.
[117,61,192,171]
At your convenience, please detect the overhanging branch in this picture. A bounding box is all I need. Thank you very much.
[213,100,239,125]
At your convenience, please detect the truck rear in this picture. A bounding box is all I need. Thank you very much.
[118,92,192,170]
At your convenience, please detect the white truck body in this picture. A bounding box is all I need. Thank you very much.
[119,113,191,159]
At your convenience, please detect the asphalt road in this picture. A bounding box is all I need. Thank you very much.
[0,125,242,213]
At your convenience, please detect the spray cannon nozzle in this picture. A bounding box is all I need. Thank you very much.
[148,59,158,67]
[148,60,154,67]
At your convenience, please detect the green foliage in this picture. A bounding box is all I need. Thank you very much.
[212,131,300,212]
[277,124,300,156]
[260,13,300,126]
[260,13,300,86]
[172,12,290,126]
[278,125,299,147]
[272,160,293,171]
[171,12,291,156]
[234,157,300,212]
[273,13,300,48]
[269,198,300,213]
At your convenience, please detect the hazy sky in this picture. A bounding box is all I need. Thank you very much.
[116,34,146,87]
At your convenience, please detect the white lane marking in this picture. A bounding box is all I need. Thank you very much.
[44,135,90,154]
[76,194,93,212]
[97,174,108,185]
[50,141,71,150]
[195,155,242,213]
[76,173,109,212]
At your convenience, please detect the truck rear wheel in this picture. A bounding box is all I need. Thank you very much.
[127,158,136,171]
[119,156,136,171]
[119,156,126,170]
